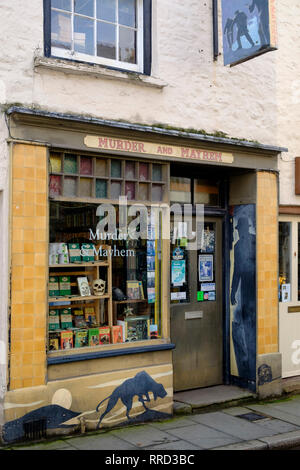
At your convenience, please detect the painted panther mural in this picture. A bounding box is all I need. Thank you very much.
[96,370,168,429]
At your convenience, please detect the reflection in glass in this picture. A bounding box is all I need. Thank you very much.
[139,183,149,200]
[119,27,136,63]
[50,154,62,173]
[194,179,219,206]
[170,177,191,203]
[74,16,94,55]
[74,0,94,17]
[97,22,116,59]
[279,222,291,301]
[52,0,71,11]
[51,10,72,50]
[97,0,116,21]
[119,0,136,27]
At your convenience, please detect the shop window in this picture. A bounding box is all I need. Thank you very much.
[49,152,167,202]
[279,222,291,302]
[45,0,152,74]
[48,153,167,354]
[170,177,191,204]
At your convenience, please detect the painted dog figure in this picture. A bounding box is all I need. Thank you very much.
[96,371,167,429]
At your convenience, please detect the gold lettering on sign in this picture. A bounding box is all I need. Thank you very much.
[84,135,234,164]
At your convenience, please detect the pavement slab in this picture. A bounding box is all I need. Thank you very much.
[64,433,137,450]
[214,440,268,451]
[148,416,200,431]
[247,404,300,426]
[146,440,201,450]
[10,439,75,451]
[188,411,279,440]
[110,426,179,449]
[164,423,242,449]
[258,430,300,450]
[253,418,300,434]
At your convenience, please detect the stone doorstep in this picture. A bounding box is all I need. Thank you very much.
[282,376,300,395]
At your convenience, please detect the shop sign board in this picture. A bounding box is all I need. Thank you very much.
[84,135,234,164]
[222,0,277,67]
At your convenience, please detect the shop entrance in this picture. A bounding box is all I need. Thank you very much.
[170,216,223,392]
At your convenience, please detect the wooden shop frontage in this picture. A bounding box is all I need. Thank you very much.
[1,107,286,443]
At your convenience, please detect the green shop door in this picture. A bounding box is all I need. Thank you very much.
[170,216,223,391]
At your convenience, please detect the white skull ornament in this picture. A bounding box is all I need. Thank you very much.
[93,279,106,296]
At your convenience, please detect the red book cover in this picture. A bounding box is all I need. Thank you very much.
[99,327,111,345]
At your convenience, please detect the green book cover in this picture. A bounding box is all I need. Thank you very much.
[60,308,73,329]
[59,276,71,296]
[88,328,100,346]
[49,276,60,297]
[75,329,88,348]
[49,309,60,331]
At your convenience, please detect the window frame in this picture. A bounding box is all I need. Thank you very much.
[43,0,152,75]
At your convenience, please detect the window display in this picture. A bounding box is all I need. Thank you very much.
[48,152,165,353]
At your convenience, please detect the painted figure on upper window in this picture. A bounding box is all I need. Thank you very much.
[233,10,255,49]
[249,0,270,48]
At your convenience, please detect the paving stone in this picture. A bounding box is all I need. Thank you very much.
[255,418,300,434]
[65,434,137,450]
[173,401,192,415]
[222,406,254,416]
[259,430,300,450]
[165,423,242,449]
[146,440,201,450]
[149,416,199,431]
[247,404,300,426]
[111,426,179,449]
[10,440,75,451]
[214,440,268,451]
[189,411,279,440]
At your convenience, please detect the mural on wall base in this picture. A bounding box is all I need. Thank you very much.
[2,369,172,444]
[96,371,169,429]
[230,204,256,388]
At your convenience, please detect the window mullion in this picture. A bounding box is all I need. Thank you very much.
[116,0,119,61]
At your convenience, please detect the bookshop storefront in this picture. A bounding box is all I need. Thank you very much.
[1,107,285,443]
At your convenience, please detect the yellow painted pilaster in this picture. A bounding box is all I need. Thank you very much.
[257,171,278,355]
[10,143,48,389]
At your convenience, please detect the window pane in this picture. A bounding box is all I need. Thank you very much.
[111,181,122,199]
[139,183,149,200]
[125,182,135,200]
[194,179,219,206]
[111,160,122,178]
[97,22,116,59]
[74,16,94,55]
[64,177,77,196]
[96,179,107,198]
[50,154,62,173]
[152,184,163,202]
[80,156,93,175]
[74,0,94,17]
[139,163,149,181]
[125,161,135,179]
[279,222,291,302]
[51,10,72,50]
[95,159,107,176]
[49,175,62,197]
[79,178,93,197]
[119,0,136,27]
[170,177,191,203]
[119,27,136,63]
[64,155,78,174]
[97,0,116,22]
[152,164,162,182]
[51,0,71,11]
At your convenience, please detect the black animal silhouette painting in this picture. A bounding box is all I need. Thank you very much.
[96,371,168,429]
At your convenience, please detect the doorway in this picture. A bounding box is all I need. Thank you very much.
[170,215,223,391]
